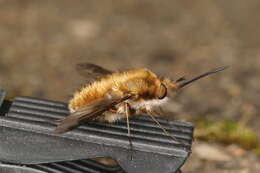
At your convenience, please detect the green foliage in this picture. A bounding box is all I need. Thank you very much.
[194,120,260,155]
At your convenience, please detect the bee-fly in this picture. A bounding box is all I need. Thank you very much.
[53,63,228,155]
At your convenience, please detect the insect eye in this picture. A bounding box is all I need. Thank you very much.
[157,83,167,99]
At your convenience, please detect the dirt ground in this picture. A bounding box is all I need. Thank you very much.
[0,0,260,172]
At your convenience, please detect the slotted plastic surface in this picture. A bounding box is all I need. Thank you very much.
[0,160,182,173]
[0,95,193,173]
[28,159,125,173]
[0,159,125,173]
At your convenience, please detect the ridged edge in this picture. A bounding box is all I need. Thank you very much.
[4,96,193,156]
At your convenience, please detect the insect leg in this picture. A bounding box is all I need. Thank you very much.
[147,111,184,145]
[150,107,185,133]
[124,102,134,160]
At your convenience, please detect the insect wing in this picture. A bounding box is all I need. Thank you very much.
[54,93,132,133]
[76,63,113,81]
[78,94,132,122]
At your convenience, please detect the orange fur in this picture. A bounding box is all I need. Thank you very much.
[69,68,161,111]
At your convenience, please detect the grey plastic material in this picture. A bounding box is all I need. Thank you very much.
[0,159,126,173]
[0,161,182,173]
[0,90,193,173]
[0,163,44,173]
[0,88,5,108]
[0,162,181,173]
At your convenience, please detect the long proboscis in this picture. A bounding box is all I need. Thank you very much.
[178,66,229,89]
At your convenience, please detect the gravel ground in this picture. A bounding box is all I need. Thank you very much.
[0,0,259,172]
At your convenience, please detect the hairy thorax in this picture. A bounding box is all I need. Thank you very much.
[68,68,161,112]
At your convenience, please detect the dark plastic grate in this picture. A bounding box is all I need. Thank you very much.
[28,159,125,173]
[0,94,193,173]
[0,160,182,173]
[5,96,192,155]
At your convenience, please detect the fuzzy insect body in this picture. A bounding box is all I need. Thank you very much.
[69,68,170,122]
[54,63,228,134]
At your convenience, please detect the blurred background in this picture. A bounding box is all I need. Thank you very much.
[0,0,259,172]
